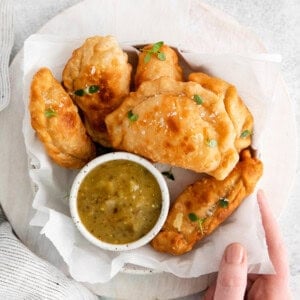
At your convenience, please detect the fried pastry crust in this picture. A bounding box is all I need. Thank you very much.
[151,149,263,255]
[62,36,132,146]
[189,72,253,152]
[105,77,239,180]
[30,68,96,168]
[135,44,183,88]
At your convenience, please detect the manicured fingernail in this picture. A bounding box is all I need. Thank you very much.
[225,243,244,264]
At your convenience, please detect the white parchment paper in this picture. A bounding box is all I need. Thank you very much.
[22,31,281,283]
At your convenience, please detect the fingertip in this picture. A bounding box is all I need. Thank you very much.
[224,243,246,264]
[214,243,248,299]
[256,191,288,276]
[257,189,265,202]
[257,189,269,211]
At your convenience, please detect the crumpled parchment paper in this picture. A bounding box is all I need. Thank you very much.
[22,32,281,283]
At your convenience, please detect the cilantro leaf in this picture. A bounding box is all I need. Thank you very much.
[188,213,206,235]
[127,110,139,122]
[74,85,100,96]
[157,51,166,61]
[143,41,166,63]
[219,198,229,208]
[188,212,198,222]
[144,52,152,63]
[193,94,203,105]
[88,85,100,94]
[152,41,164,53]
[240,130,252,138]
[74,89,85,96]
[44,109,57,118]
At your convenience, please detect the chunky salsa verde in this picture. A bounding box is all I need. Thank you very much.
[77,160,162,244]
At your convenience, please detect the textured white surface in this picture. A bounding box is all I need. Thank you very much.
[0,0,13,110]
[0,222,97,300]
[8,0,300,298]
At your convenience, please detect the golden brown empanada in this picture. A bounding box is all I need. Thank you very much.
[30,68,96,169]
[189,72,253,152]
[62,36,132,147]
[151,149,263,255]
[135,43,183,88]
[105,76,239,180]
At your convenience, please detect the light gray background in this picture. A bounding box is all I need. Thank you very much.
[11,0,300,297]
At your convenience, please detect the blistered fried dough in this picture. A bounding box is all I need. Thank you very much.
[189,72,253,152]
[30,68,96,169]
[135,44,183,88]
[106,77,239,180]
[151,150,263,255]
[62,36,132,147]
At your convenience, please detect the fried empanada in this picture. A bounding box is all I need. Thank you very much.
[189,72,253,152]
[151,149,263,255]
[30,68,96,169]
[62,36,132,147]
[105,77,239,180]
[135,43,183,88]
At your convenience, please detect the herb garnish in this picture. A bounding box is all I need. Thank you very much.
[144,41,166,63]
[44,108,57,118]
[206,139,218,148]
[162,169,175,181]
[219,197,229,208]
[193,94,203,105]
[240,130,252,138]
[74,89,85,96]
[74,85,100,96]
[188,213,207,235]
[127,110,139,122]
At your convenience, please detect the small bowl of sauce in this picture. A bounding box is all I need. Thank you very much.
[69,152,169,251]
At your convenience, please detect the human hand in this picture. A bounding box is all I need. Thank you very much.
[204,190,292,300]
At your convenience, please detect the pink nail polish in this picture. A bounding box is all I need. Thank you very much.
[225,243,244,264]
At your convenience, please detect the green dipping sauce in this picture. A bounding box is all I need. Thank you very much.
[77,160,162,244]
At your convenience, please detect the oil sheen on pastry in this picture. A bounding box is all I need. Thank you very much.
[151,149,263,255]
[30,68,96,169]
[62,36,132,147]
[189,72,253,152]
[106,76,239,180]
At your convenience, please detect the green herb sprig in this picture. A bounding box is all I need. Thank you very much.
[240,130,252,138]
[127,110,139,122]
[193,94,203,105]
[219,197,229,208]
[144,41,166,63]
[44,108,57,118]
[74,85,100,96]
[188,213,207,235]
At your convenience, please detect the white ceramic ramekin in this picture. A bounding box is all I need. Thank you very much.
[69,151,170,251]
